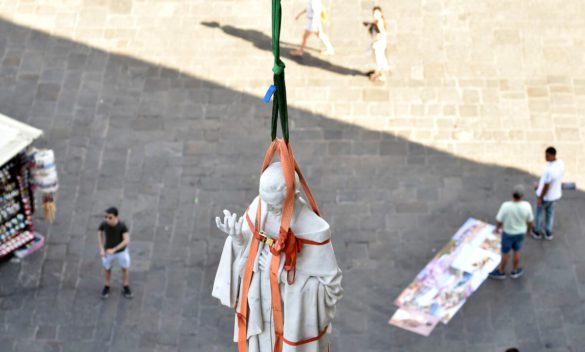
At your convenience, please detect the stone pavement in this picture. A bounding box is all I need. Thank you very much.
[0,1,584,352]
[1,0,584,187]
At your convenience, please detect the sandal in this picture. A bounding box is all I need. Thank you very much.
[291,49,303,57]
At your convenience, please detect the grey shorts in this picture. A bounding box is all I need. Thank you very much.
[101,249,131,270]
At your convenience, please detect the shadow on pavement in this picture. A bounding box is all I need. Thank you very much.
[0,17,584,352]
[201,21,366,77]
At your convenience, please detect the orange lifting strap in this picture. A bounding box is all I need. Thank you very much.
[237,139,330,352]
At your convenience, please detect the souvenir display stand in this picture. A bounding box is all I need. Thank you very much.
[0,113,45,260]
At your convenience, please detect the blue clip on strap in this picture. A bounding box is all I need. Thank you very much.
[263,85,276,104]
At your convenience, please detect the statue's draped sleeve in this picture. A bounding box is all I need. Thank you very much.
[211,197,258,308]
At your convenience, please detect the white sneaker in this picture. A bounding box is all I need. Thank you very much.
[322,48,335,56]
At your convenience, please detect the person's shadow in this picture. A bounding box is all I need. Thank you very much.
[201,21,365,77]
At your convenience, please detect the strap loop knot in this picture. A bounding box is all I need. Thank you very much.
[273,60,285,75]
[269,227,303,285]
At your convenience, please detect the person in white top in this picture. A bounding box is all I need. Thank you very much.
[291,0,335,57]
[531,147,564,240]
[364,6,390,82]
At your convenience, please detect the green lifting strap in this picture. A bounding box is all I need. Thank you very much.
[271,0,289,144]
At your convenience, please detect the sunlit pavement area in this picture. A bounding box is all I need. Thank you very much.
[0,0,585,351]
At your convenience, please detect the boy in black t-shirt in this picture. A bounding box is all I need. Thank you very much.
[97,207,133,299]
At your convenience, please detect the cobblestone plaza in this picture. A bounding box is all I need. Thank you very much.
[0,1,584,351]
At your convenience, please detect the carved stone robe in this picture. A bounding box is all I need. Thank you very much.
[212,196,343,351]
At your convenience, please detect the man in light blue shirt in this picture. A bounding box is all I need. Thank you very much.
[489,185,534,280]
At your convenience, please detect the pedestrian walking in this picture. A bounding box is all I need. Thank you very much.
[531,147,564,241]
[97,207,133,299]
[364,6,390,81]
[489,185,534,280]
[291,0,335,57]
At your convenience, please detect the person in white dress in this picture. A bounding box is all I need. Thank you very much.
[364,6,389,81]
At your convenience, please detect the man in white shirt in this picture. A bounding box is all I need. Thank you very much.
[531,147,564,240]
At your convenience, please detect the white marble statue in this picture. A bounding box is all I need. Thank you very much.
[212,162,343,352]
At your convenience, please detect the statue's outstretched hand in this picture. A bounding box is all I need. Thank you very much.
[215,209,245,246]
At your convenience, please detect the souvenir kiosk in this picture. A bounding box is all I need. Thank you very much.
[0,113,48,260]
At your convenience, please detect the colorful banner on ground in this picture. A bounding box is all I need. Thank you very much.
[389,218,500,336]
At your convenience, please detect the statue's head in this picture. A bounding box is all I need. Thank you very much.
[259,162,300,212]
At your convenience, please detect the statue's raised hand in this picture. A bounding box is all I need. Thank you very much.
[215,210,245,246]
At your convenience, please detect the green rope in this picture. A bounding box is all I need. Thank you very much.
[271,0,289,143]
